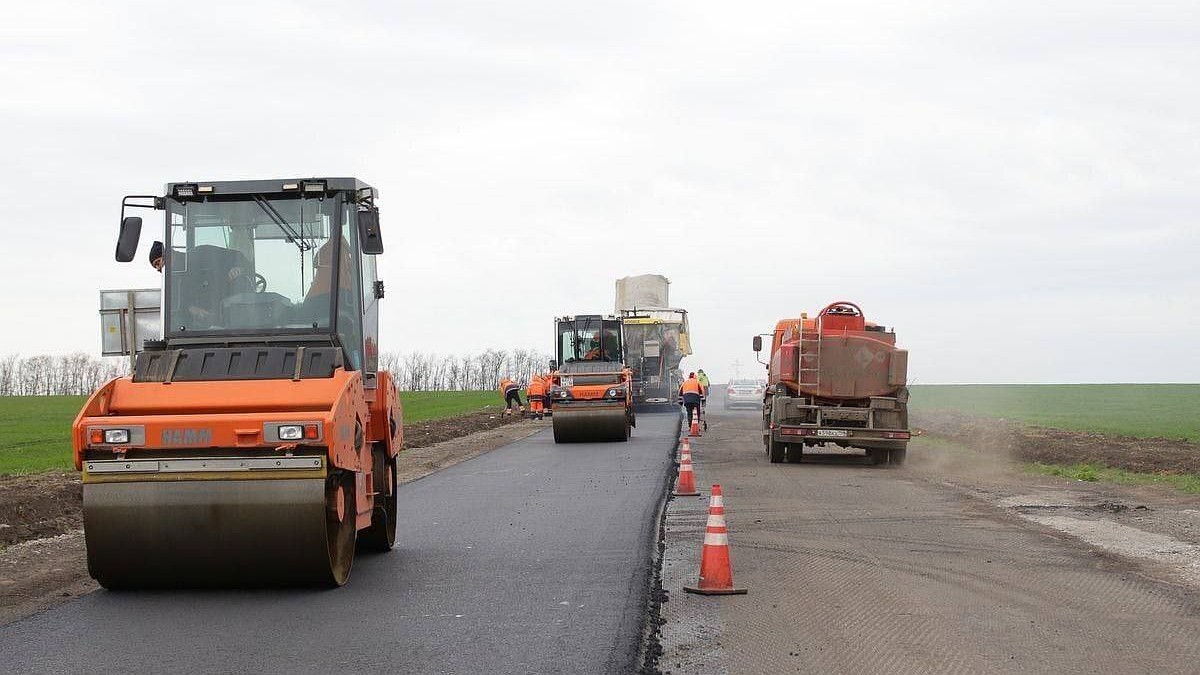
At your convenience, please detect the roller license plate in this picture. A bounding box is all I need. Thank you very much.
[816,429,849,438]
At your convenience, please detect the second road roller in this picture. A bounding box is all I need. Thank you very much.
[549,315,635,442]
[73,177,403,588]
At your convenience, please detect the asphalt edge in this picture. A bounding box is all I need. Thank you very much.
[636,412,683,675]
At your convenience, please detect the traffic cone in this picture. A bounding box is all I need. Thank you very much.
[689,409,701,437]
[676,437,692,463]
[684,484,747,595]
[674,449,700,497]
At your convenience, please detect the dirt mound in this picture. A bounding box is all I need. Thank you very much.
[0,472,81,547]
[403,408,526,449]
[914,411,1200,474]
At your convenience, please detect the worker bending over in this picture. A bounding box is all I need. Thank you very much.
[499,377,525,416]
[679,372,705,428]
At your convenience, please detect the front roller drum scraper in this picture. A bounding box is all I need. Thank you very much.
[552,407,629,443]
[83,473,356,589]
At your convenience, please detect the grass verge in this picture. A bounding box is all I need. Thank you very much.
[0,391,504,476]
[1025,461,1200,494]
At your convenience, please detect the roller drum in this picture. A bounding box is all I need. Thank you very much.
[83,476,354,588]
[552,406,630,443]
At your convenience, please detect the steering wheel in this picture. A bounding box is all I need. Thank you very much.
[254,273,267,293]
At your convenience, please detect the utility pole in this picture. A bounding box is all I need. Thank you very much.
[730,358,743,379]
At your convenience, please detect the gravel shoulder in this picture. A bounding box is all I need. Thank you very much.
[650,404,1200,675]
[0,409,545,625]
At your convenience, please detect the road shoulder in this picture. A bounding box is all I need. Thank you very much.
[651,408,1200,675]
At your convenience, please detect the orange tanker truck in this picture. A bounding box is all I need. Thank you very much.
[73,177,402,588]
[752,301,910,465]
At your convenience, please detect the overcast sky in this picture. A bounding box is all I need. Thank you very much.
[1,1,1197,384]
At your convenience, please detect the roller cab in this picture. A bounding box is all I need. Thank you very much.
[76,178,402,588]
[549,315,634,443]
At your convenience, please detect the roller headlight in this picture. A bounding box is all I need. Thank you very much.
[606,388,621,398]
[278,425,304,441]
[103,429,130,444]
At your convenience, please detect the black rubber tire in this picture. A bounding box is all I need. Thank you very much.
[323,472,357,587]
[890,448,907,466]
[359,452,397,552]
[869,448,890,466]
[768,437,786,463]
[786,444,803,463]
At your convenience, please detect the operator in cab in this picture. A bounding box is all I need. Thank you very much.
[151,240,249,324]
[583,332,603,360]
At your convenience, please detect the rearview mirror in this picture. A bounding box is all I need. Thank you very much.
[358,210,384,255]
[115,216,142,262]
[752,335,762,352]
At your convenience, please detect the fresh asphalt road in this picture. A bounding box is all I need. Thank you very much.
[0,413,680,675]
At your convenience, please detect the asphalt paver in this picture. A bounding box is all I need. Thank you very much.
[0,413,680,675]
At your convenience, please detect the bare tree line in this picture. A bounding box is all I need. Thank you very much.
[0,349,551,396]
[0,353,129,396]
[380,349,553,392]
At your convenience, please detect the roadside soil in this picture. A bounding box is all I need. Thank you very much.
[913,410,1200,474]
[0,408,545,625]
[908,411,1200,588]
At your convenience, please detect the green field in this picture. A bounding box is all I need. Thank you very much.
[910,384,1200,442]
[0,391,503,476]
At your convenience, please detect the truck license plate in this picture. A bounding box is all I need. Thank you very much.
[816,429,849,438]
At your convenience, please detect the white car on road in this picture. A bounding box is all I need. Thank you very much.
[724,379,765,409]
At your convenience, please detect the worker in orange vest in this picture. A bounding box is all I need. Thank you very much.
[527,373,547,420]
[679,372,704,429]
[499,377,525,416]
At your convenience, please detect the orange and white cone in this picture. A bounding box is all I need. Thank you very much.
[684,484,747,595]
[676,437,692,463]
[674,448,700,497]
[689,409,701,437]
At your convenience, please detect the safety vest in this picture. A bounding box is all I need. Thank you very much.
[499,379,518,395]
[681,378,703,395]
[527,376,546,396]
[697,373,710,387]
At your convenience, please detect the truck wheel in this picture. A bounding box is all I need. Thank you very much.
[890,448,907,466]
[786,444,803,463]
[768,438,786,463]
[869,448,889,466]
